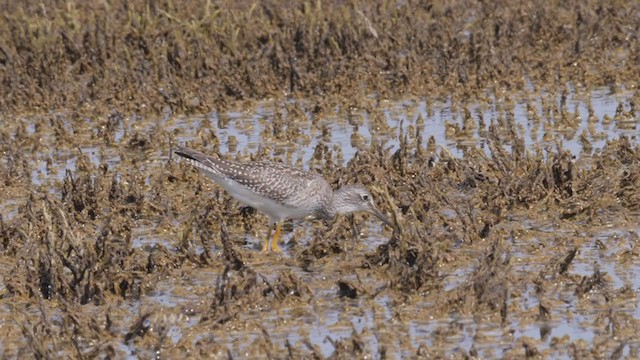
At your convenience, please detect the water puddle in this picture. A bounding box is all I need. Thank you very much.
[1,87,638,358]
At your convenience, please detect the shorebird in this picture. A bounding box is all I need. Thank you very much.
[173,146,393,253]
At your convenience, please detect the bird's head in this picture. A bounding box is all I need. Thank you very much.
[332,184,394,228]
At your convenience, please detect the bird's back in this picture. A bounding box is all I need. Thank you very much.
[174,146,332,220]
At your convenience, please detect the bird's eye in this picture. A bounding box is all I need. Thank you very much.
[362,194,369,201]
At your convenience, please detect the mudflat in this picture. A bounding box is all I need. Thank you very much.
[0,1,639,358]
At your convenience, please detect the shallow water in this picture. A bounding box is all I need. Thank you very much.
[169,86,637,163]
[1,87,639,358]
[131,91,637,357]
[21,86,637,189]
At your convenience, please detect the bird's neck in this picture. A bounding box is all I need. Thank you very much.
[320,187,351,219]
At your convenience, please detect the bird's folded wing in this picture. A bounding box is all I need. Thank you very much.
[174,146,317,207]
[213,160,316,206]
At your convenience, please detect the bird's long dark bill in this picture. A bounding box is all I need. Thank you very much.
[370,207,394,228]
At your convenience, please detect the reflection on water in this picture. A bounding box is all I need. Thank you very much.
[166,87,637,167]
[23,87,637,189]
[3,86,639,358]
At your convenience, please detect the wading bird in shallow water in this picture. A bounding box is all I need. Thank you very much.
[173,146,394,253]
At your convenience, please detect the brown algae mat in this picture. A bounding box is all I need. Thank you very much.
[1,0,640,359]
[1,0,639,115]
[1,97,639,358]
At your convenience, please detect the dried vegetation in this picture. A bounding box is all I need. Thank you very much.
[0,0,639,358]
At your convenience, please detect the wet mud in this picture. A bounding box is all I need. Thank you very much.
[2,0,639,115]
[1,0,640,358]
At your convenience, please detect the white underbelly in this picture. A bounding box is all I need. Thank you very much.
[204,171,312,221]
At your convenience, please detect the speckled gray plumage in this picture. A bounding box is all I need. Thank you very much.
[173,145,394,255]
[173,146,393,229]
[173,146,334,220]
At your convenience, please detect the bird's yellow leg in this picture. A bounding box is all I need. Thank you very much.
[270,223,283,253]
[261,224,274,253]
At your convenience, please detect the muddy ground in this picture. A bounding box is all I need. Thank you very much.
[1,0,639,359]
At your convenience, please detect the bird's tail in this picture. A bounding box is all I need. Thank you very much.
[173,145,213,164]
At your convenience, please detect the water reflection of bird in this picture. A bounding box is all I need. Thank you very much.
[173,146,393,253]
